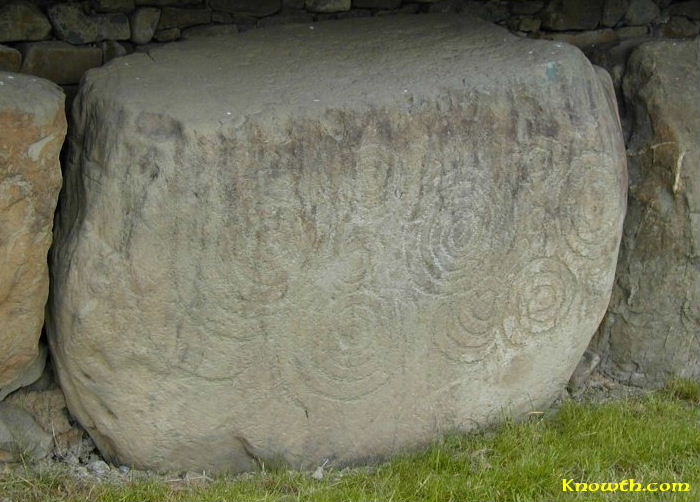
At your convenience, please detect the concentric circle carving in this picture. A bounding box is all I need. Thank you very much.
[286,292,403,401]
[404,182,509,295]
[503,258,577,345]
[433,288,502,363]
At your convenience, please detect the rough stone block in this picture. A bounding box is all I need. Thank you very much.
[49,15,626,473]
[0,72,65,400]
[19,42,103,85]
[48,3,131,44]
[541,0,604,30]
[0,45,21,72]
[305,0,351,12]
[207,0,281,16]
[0,1,52,43]
[595,40,699,387]
[158,7,212,29]
[131,7,161,44]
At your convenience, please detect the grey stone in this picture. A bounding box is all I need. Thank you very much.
[0,73,64,403]
[19,41,103,85]
[510,1,544,15]
[539,28,618,51]
[615,25,648,38]
[662,16,699,37]
[92,0,136,13]
[461,1,508,22]
[0,1,52,43]
[541,0,604,30]
[181,24,239,38]
[101,40,129,62]
[257,11,313,26]
[305,0,351,12]
[154,27,180,40]
[353,0,401,8]
[158,7,212,29]
[623,0,659,24]
[48,3,131,44]
[284,0,306,7]
[131,8,161,44]
[668,1,700,21]
[426,0,464,13]
[88,460,111,475]
[0,44,21,72]
[601,0,629,26]
[0,403,52,460]
[567,350,601,392]
[135,0,201,5]
[595,40,699,387]
[212,10,235,22]
[207,0,281,16]
[49,15,626,474]
[518,16,541,31]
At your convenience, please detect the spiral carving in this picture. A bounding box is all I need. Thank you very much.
[404,182,509,295]
[563,154,623,260]
[433,288,501,363]
[503,258,577,345]
[286,292,402,401]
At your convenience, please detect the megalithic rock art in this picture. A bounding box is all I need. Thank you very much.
[47,15,627,473]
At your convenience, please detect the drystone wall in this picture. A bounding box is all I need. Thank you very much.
[0,0,698,101]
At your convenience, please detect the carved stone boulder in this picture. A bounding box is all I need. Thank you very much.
[48,15,627,472]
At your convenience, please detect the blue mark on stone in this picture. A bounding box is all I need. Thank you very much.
[546,62,558,81]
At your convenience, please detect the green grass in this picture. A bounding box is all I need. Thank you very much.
[1,379,698,502]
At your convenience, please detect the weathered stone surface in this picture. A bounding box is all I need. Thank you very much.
[19,42,103,85]
[623,0,659,24]
[305,0,351,12]
[510,1,544,15]
[154,27,180,40]
[662,16,699,37]
[0,45,21,72]
[48,3,131,44]
[539,28,618,51]
[541,0,604,30]
[668,1,700,21]
[92,0,136,13]
[158,6,211,28]
[0,1,52,43]
[595,40,699,387]
[181,24,239,38]
[601,0,629,26]
[49,15,626,473]
[208,0,281,16]
[0,402,52,460]
[101,40,130,62]
[257,11,313,26]
[0,345,46,401]
[353,0,402,9]
[0,72,64,401]
[135,0,201,5]
[131,7,161,44]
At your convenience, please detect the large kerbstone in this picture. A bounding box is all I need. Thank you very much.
[594,40,699,387]
[48,15,627,473]
[0,73,65,399]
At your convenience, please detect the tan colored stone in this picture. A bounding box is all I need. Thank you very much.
[0,72,65,399]
[0,45,21,73]
[49,15,626,474]
[19,42,103,85]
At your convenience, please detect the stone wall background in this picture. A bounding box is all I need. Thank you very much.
[1,0,699,101]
